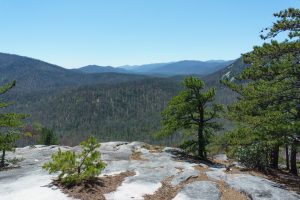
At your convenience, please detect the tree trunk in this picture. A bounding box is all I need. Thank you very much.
[290,140,298,176]
[77,166,81,175]
[198,125,204,158]
[285,145,289,170]
[198,105,205,159]
[0,149,5,168]
[270,145,279,169]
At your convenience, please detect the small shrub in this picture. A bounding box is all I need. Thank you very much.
[235,142,271,170]
[43,136,106,186]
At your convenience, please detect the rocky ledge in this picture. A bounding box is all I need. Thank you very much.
[0,142,299,200]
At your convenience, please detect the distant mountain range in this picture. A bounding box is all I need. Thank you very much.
[0,52,245,145]
[119,63,171,73]
[74,60,235,76]
[144,60,234,75]
[74,65,130,74]
[0,53,147,92]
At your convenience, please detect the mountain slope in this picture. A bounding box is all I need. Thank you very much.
[0,52,78,90]
[202,57,246,104]
[0,53,180,145]
[0,53,148,92]
[119,60,234,76]
[11,78,181,145]
[148,60,234,75]
[203,57,245,86]
[75,65,130,74]
[119,63,170,72]
[0,52,246,146]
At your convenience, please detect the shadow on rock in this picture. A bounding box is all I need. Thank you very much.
[164,148,225,168]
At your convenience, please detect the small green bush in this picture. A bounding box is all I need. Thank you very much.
[235,142,271,170]
[43,136,106,186]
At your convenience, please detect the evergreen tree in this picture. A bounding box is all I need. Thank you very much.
[157,77,223,158]
[39,128,58,145]
[0,81,26,168]
[222,80,290,170]
[223,7,300,175]
[43,136,106,186]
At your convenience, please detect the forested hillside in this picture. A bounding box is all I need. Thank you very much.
[203,57,245,105]
[8,78,181,145]
[0,53,148,92]
[0,52,245,146]
[74,65,130,74]
[168,58,246,105]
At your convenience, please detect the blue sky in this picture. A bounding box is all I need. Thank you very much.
[0,0,299,68]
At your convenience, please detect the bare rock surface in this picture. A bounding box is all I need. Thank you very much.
[0,142,299,200]
[206,167,300,200]
[173,181,221,200]
[170,169,199,186]
[0,145,73,200]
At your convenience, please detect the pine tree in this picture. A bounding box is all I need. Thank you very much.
[222,80,290,170]
[39,127,58,145]
[0,81,27,168]
[43,136,106,186]
[260,7,300,176]
[157,77,223,158]
[223,7,300,175]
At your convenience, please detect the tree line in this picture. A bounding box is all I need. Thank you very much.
[158,7,299,176]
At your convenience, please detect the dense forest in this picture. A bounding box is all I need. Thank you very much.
[0,51,244,146]
[15,78,181,145]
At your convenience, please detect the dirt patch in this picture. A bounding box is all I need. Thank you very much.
[55,171,135,200]
[213,158,230,165]
[130,150,148,161]
[143,144,164,153]
[144,171,210,200]
[217,180,250,200]
[225,168,241,174]
[144,176,181,200]
[193,164,212,173]
[144,168,250,200]
[224,168,264,177]
[194,166,249,199]
[196,172,210,181]
[228,168,273,179]
[247,170,269,179]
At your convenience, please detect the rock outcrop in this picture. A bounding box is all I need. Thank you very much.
[0,142,299,200]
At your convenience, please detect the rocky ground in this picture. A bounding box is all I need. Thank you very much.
[0,142,299,200]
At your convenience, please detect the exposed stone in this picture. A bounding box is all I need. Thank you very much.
[206,168,300,200]
[173,181,221,200]
[224,174,300,200]
[0,143,299,200]
[170,169,199,186]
